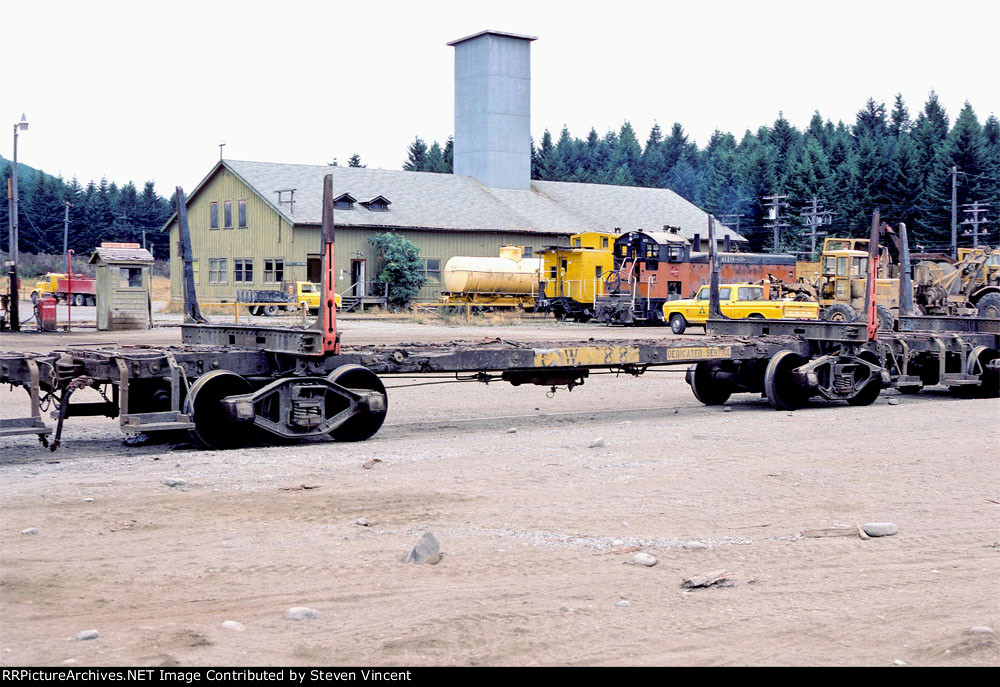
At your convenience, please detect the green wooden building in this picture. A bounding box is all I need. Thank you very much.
[162,159,743,308]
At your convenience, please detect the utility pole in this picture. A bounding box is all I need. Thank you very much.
[763,194,789,253]
[7,114,29,332]
[63,201,72,259]
[961,201,990,248]
[800,196,833,258]
[951,166,958,258]
[721,213,746,238]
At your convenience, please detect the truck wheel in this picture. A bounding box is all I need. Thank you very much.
[876,305,895,331]
[823,303,856,322]
[669,313,687,334]
[73,293,85,307]
[976,293,1000,318]
[747,313,765,319]
[263,304,280,317]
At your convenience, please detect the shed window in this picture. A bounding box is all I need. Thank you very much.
[601,237,609,249]
[224,201,233,229]
[522,246,533,257]
[119,267,142,289]
[192,259,200,285]
[209,258,227,284]
[264,259,285,284]
[238,199,247,228]
[209,202,219,229]
[423,258,441,282]
[234,259,253,283]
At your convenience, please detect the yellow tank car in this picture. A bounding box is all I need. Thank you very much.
[536,232,616,321]
[664,283,820,334]
[440,245,541,309]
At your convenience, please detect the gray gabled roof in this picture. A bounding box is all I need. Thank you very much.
[89,247,154,264]
[164,159,744,243]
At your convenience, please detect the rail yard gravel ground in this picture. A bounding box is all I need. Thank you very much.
[1,319,998,666]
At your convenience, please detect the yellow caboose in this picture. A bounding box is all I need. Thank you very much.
[536,232,617,321]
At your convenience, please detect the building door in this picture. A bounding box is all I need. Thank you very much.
[351,259,366,297]
[306,254,322,283]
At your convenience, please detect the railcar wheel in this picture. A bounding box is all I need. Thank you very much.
[669,313,687,335]
[763,350,810,411]
[845,351,883,406]
[186,370,256,450]
[326,365,388,442]
[967,346,1000,398]
[73,293,86,307]
[688,361,733,405]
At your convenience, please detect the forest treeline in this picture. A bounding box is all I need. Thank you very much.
[0,162,174,258]
[3,91,996,262]
[404,92,1000,254]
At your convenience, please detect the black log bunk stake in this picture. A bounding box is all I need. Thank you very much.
[2,196,998,450]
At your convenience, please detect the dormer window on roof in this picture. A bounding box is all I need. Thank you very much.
[361,196,391,212]
[333,193,356,210]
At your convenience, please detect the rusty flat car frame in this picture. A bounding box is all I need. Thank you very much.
[2,181,997,450]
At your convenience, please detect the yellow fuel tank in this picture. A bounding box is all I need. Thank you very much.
[443,246,542,294]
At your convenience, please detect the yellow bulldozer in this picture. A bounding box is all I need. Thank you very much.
[776,231,1000,328]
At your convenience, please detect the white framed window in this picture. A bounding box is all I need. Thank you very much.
[234,258,253,283]
[209,258,227,284]
[264,258,285,284]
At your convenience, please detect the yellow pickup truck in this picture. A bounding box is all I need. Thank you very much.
[665,283,820,334]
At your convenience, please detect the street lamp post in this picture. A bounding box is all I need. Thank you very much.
[7,113,28,331]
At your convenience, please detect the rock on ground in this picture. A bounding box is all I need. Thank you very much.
[20,528,39,535]
[406,532,441,565]
[861,522,898,537]
[632,553,657,567]
[284,607,318,621]
[161,478,187,488]
[75,630,99,641]
[221,621,245,632]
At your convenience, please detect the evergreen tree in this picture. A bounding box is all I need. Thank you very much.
[889,133,923,232]
[443,137,454,173]
[889,94,910,138]
[922,102,988,243]
[402,137,428,172]
[425,142,448,173]
[347,154,365,168]
[535,130,555,180]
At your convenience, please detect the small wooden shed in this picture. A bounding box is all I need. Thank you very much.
[89,244,155,330]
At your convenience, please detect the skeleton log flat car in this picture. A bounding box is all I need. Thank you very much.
[1,179,997,451]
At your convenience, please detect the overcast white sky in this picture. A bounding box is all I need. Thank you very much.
[5,0,998,198]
